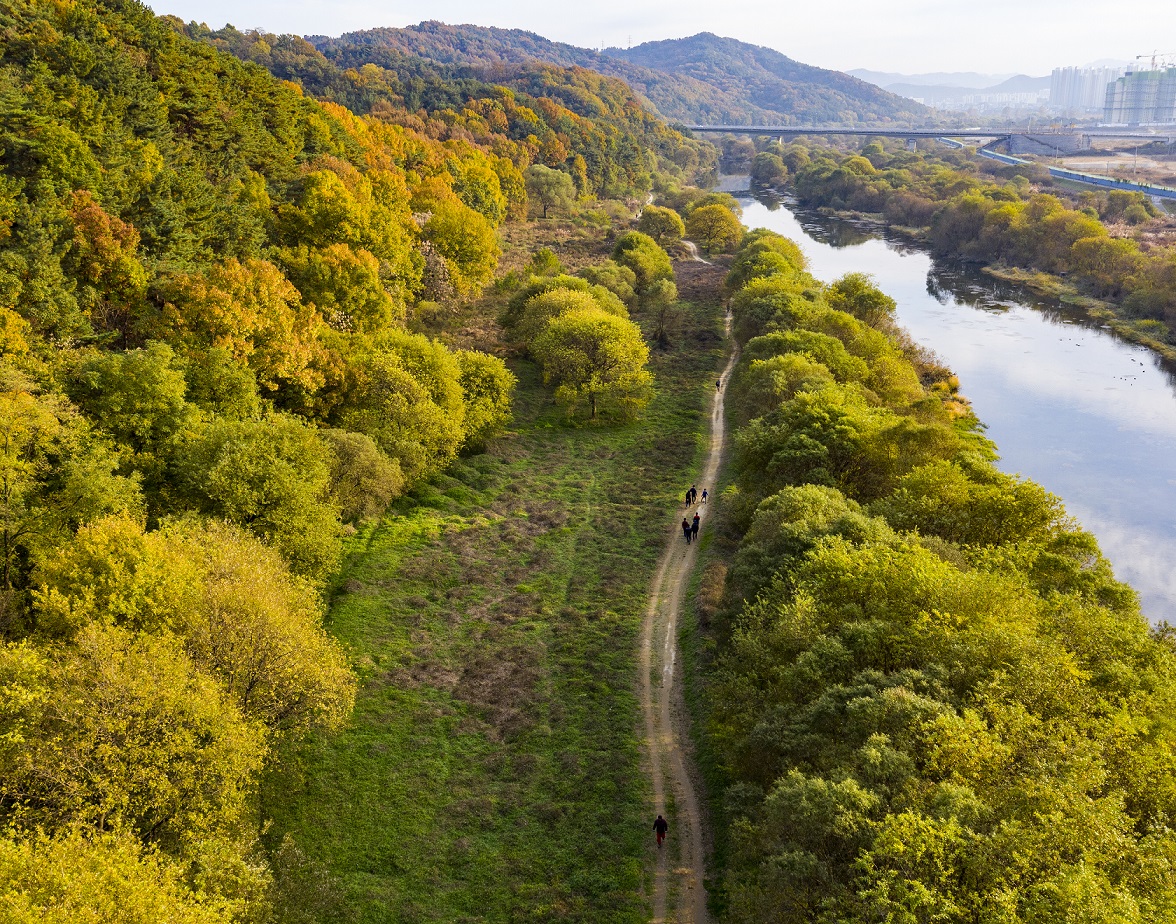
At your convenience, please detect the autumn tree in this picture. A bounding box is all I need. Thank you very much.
[579,261,638,307]
[0,624,266,854]
[516,288,621,345]
[646,278,681,347]
[1070,236,1145,298]
[826,272,897,328]
[159,259,325,395]
[611,231,674,296]
[320,429,404,523]
[33,516,355,736]
[67,342,196,457]
[178,414,341,582]
[531,308,652,419]
[0,828,236,924]
[455,350,516,450]
[279,243,405,334]
[422,199,501,296]
[750,151,788,188]
[524,165,576,218]
[637,205,685,245]
[686,203,743,255]
[332,333,467,482]
[64,191,148,340]
[0,387,141,597]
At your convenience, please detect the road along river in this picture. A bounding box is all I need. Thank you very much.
[738,196,1176,624]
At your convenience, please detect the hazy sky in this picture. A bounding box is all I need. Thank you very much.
[152,0,1175,76]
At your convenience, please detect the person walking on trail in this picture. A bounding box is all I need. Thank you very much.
[684,489,692,508]
[654,814,669,849]
[691,513,700,541]
[701,489,708,505]
[689,484,697,505]
[682,518,692,543]
[716,379,722,391]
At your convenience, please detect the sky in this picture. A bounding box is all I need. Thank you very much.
[151,0,1176,77]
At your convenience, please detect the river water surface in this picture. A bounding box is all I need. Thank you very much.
[737,196,1176,624]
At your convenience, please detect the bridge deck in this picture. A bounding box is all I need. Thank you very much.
[685,126,1174,142]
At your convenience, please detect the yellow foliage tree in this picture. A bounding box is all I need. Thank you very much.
[0,828,235,924]
[422,199,500,296]
[531,307,653,419]
[0,625,266,853]
[686,203,743,255]
[161,259,325,393]
[33,516,355,736]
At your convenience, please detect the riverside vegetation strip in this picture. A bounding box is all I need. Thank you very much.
[260,248,727,923]
[689,227,1176,921]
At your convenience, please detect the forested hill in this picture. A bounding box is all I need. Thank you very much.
[182,22,715,197]
[309,21,926,126]
[610,32,929,125]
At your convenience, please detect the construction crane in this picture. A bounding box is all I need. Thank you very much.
[1136,51,1176,70]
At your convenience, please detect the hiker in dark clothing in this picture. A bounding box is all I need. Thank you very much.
[653,814,669,848]
[716,379,722,391]
[701,489,708,505]
[682,518,692,542]
[685,489,691,508]
[689,484,697,505]
[691,513,700,540]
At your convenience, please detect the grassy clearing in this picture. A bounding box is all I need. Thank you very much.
[261,257,725,923]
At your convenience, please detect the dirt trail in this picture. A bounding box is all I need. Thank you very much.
[680,240,711,265]
[640,310,737,923]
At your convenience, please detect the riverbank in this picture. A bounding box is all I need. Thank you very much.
[769,196,1176,364]
[979,264,1176,361]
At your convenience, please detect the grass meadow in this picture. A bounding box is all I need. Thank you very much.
[260,254,728,923]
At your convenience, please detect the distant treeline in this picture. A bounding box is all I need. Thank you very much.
[783,141,1176,348]
[703,227,1176,921]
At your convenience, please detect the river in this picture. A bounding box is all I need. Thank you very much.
[736,195,1176,624]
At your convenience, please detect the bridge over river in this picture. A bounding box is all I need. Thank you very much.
[690,125,1176,199]
[685,125,1176,144]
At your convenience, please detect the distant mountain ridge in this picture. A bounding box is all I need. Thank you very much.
[850,69,1016,90]
[850,69,1050,108]
[987,75,1051,94]
[868,73,1050,109]
[311,22,928,126]
[604,33,927,125]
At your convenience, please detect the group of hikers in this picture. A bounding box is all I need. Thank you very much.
[680,483,707,544]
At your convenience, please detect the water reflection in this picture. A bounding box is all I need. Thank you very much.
[737,193,1176,624]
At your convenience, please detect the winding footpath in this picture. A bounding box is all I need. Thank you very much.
[640,307,737,923]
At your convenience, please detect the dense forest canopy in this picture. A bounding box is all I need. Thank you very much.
[612,33,930,126]
[181,22,716,200]
[0,0,550,913]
